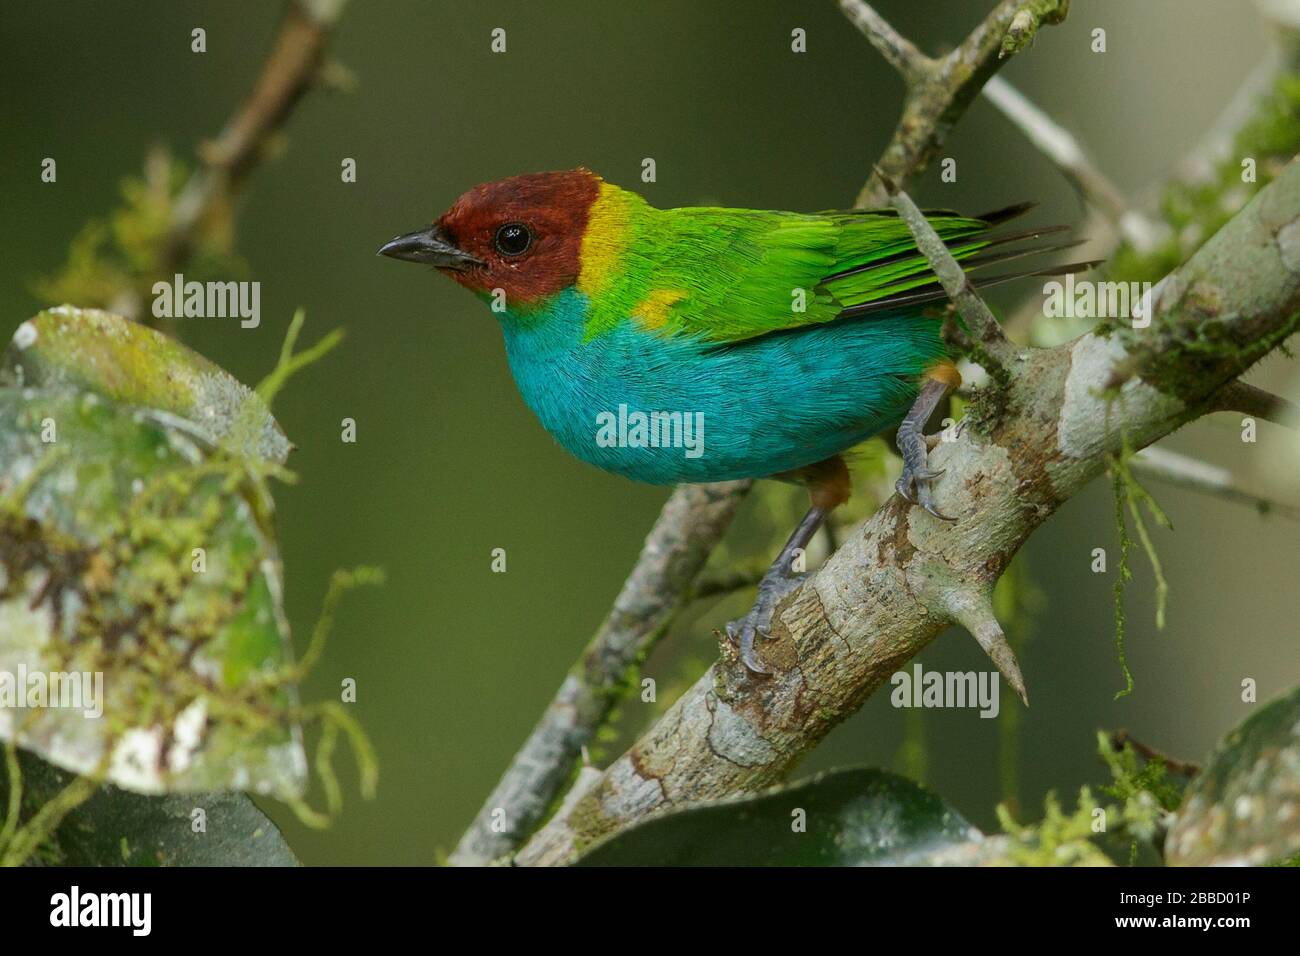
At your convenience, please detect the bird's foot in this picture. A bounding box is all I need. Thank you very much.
[896,375,959,521]
[895,443,956,521]
[725,571,805,675]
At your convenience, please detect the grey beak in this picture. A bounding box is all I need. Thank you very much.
[376,226,484,271]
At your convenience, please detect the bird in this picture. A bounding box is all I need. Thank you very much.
[379,169,1090,675]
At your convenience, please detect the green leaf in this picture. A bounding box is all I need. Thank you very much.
[1166,686,1300,866]
[0,308,306,799]
[574,768,983,866]
[1,749,297,866]
[2,307,289,463]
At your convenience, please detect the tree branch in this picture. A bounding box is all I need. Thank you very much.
[884,177,1017,370]
[837,0,933,83]
[515,159,1300,866]
[981,75,1165,251]
[1206,379,1300,426]
[1132,445,1300,520]
[160,0,349,285]
[448,480,751,865]
[851,0,1072,208]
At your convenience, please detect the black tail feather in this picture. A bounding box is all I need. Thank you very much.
[836,258,1102,320]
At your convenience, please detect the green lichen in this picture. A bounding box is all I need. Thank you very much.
[998,0,1071,59]
[1099,732,1185,814]
[3,307,292,463]
[995,788,1113,866]
[1104,405,1172,699]
[994,731,1184,866]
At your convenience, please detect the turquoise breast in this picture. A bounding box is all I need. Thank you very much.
[497,288,946,485]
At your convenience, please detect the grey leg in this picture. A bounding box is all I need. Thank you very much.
[725,505,827,675]
[895,377,956,521]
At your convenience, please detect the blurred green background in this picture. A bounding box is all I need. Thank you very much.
[2,0,1297,865]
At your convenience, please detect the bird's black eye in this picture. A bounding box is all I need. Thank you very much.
[494,222,532,257]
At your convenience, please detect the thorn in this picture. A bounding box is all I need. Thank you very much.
[946,589,1028,705]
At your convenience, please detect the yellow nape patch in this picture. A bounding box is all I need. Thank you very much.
[577,183,633,298]
[632,289,688,331]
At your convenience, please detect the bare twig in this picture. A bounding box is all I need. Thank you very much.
[161,0,348,279]
[883,176,1017,371]
[449,480,751,866]
[837,0,933,82]
[1111,730,1202,777]
[1132,446,1300,521]
[981,75,1165,251]
[850,0,1072,207]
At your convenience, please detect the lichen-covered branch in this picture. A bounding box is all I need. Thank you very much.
[515,159,1300,866]
[449,480,751,865]
[846,0,1072,207]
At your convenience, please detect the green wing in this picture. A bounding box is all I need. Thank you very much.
[605,203,1075,344]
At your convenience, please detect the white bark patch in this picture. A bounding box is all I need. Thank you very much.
[598,757,664,819]
[1278,217,1300,273]
[1056,334,1184,461]
[705,692,778,767]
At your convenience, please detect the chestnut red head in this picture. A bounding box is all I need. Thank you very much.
[378,169,603,305]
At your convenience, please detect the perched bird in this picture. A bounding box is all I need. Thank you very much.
[380,169,1087,674]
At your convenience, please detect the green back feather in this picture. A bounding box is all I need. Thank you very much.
[581,189,1000,344]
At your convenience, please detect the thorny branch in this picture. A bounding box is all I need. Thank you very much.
[517,157,1300,866]
[884,175,1019,374]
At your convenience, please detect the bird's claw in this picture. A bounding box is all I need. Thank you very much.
[724,572,805,675]
[896,376,959,522]
[896,463,956,521]
[724,618,772,675]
